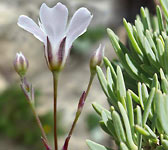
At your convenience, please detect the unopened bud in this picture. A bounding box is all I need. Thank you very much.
[14,52,28,77]
[77,91,86,113]
[90,44,104,75]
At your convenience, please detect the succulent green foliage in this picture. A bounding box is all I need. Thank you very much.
[107,5,168,86]
[160,0,168,19]
[87,57,168,150]
[86,140,112,150]
[88,2,168,150]
[109,59,138,93]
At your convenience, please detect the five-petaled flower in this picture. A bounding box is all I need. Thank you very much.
[18,2,92,72]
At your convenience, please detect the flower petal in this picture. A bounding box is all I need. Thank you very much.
[95,44,105,58]
[66,8,93,53]
[40,3,68,47]
[17,15,46,42]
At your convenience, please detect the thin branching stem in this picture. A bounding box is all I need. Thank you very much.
[20,77,50,148]
[30,103,49,143]
[71,73,95,135]
[63,73,95,150]
[85,74,95,98]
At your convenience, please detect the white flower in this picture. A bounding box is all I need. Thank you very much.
[18,2,92,71]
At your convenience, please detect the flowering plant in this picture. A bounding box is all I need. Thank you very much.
[13,0,168,150]
[87,0,168,150]
[14,2,104,150]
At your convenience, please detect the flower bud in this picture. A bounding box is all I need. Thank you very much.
[90,44,104,75]
[77,91,86,114]
[14,52,29,77]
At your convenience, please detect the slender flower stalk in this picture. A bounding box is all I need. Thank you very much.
[85,74,95,97]
[62,76,94,150]
[14,53,50,149]
[20,77,50,149]
[62,44,104,150]
[52,72,59,150]
[30,101,49,145]
[62,92,86,150]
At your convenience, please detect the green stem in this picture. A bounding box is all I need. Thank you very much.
[53,72,59,150]
[67,112,79,140]
[85,74,95,98]
[20,77,50,147]
[30,103,49,144]
[63,73,95,150]
[74,73,95,130]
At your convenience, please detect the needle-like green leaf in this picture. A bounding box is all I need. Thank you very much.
[92,102,111,119]
[142,88,155,126]
[86,140,112,150]
[123,18,143,55]
[96,66,108,97]
[156,6,165,33]
[118,102,137,150]
[112,111,126,142]
[120,142,129,150]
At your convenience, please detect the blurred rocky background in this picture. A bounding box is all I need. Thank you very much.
[0,0,156,150]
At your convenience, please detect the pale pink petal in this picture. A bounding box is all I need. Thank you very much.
[66,7,93,55]
[40,3,68,48]
[17,15,46,42]
[95,44,105,58]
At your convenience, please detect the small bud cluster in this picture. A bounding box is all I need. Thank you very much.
[13,52,34,103]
